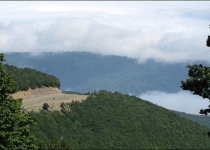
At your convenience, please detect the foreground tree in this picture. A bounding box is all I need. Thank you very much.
[0,53,35,149]
[207,35,210,47]
[181,25,210,115]
[207,25,210,47]
[181,64,210,115]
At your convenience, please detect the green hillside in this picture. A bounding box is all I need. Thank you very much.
[5,52,190,94]
[29,90,210,149]
[4,64,60,91]
[175,111,210,129]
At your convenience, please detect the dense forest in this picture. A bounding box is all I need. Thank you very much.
[3,52,210,149]
[29,90,210,149]
[175,111,210,129]
[5,52,193,94]
[4,64,60,91]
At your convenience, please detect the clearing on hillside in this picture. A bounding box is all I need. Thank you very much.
[12,87,88,112]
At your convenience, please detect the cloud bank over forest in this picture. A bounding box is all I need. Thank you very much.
[0,1,210,63]
[139,91,209,115]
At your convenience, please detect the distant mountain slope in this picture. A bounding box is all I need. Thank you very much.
[175,111,210,129]
[4,64,60,91]
[29,90,210,149]
[5,52,201,94]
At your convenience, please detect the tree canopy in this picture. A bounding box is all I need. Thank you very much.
[4,64,60,91]
[181,64,210,99]
[29,90,210,149]
[5,51,188,94]
[0,53,35,149]
[181,25,210,116]
[207,24,210,47]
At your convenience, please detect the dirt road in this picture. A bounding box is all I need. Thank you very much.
[22,93,88,112]
[12,87,88,112]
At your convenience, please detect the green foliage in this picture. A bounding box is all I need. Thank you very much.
[4,64,60,91]
[181,64,210,99]
[181,34,210,117]
[207,35,210,47]
[0,53,35,149]
[181,64,210,115]
[5,52,188,94]
[37,137,71,149]
[29,90,210,149]
[175,111,210,129]
[42,103,50,110]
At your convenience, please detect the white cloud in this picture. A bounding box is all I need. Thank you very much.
[0,22,37,52]
[139,91,209,115]
[0,1,210,63]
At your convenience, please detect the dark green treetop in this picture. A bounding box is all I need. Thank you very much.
[207,24,210,47]
[181,64,210,100]
[4,64,60,91]
[0,53,35,149]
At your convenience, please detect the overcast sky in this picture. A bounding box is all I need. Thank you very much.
[0,1,210,63]
[1,1,210,114]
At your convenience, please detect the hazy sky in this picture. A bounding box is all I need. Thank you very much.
[1,1,210,114]
[0,1,210,63]
[139,90,209,115]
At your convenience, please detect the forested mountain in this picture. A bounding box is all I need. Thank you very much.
[5,52,195,94]
[175,111,210,129]
[4,64,60,91]
[29,90,210,149]
[4,53,210,149]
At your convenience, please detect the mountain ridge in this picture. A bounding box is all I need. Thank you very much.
[5,51,194,94]
[3,53,210,148]
[29,90,210,149]
[4,64,60,91]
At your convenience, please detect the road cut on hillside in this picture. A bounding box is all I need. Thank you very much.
[12,87,88,112]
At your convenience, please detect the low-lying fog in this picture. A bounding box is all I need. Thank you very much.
[139,91,209,115]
